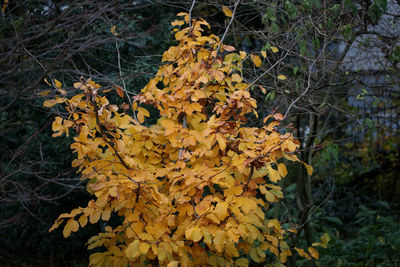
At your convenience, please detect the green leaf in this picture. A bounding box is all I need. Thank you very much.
[270,23,279,33]
[293,66,299,75]
[325,216,343,225]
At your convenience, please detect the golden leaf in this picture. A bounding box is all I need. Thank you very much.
[274,113,284,121]
[139,242,150,254]
[232,73,242,83]
[216,133,226,151]
[175,30,186,40]
[167,261,180,267]
[239,51,247,60]
[171,20,184,27]
[54,79,62,89]
[267,164,281,183]
[261,50,267,58]
[308,247,319,259]
[235,258,249,267]
[213,230,226,252]
[115,86,124,98]
[214,202,228,221]
[137,107,150,123]
[260,185,276,202]
[38,90,51,96]
[320,233,330,248]
[250,247,263,263]
[145,139,153,150]
[223,45,236,52]
[191,228,203,242]
[277,163,288,177]
[303,163,313,175]
[277,74,287,80]
[43,97,66,108]
[271,46,279,53]
[280,249,292,263]
[222,6,233,17]
[78,215,88,228]
[90,253,105,266]
[125,240,140,258]
[63,219,79,238]
[224,186,243,197]
[110,25,118,36]
[295,248,312,260]
[250,54,262,68]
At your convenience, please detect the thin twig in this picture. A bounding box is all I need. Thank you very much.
[215,0,241,55]
[188,0,196,28]
[283,60,316,119]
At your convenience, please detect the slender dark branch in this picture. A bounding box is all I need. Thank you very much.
[215,0,241,55]
[91,92,132,170]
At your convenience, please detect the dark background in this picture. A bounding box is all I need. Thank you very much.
[1,0,399,266]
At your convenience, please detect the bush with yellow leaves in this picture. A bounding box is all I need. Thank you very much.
[45,13,323,266]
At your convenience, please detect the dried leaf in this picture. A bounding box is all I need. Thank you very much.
[222,6,233,17]
[250,54,262,67]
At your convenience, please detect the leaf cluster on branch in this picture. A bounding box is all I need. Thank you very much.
[45,13,322,266]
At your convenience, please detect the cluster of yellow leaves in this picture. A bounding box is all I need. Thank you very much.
[45,14,319,266]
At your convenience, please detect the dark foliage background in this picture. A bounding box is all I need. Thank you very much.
[1,0,399,266]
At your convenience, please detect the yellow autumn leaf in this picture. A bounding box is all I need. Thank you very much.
[54,79,62,89]
[267,164,281,183]
[139,242,150,254]
[78,215,88,228]
[320,233,330,248]
[231,73,242,83]
[175,30,186,40]
[249,247,263,263]
[43,97,66,108]
[294,247,311,260]
[89,253,105,266]
[271,46,279,53]
[239,51,247,60]
[125,240,140,258]
[261,50,267,58]
[191,227,203,242]
[214,202,228,221]
[277,74,287,80]
[213,230,226,252]
[250,54,262,67]
[115,86,124,98]
[137,107,150,123]
[260,185,276,202]
[308,247,319,259]
[216,133,226,151]
[110,25,118,36]
[73,82,82,89]
[280,249,292,263]
[235,258,249,267]
[171,20,184,27]
[277,163,288,177]
[38,90,51,96]
[222,6,233,17]
[167,261,180,267]
[303,163,313,175]
[63,219,79,238]
[145,139,153,150]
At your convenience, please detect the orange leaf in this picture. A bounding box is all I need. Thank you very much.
[115,86,124,98]
[222,6,233,17]
[250,54,262,67]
